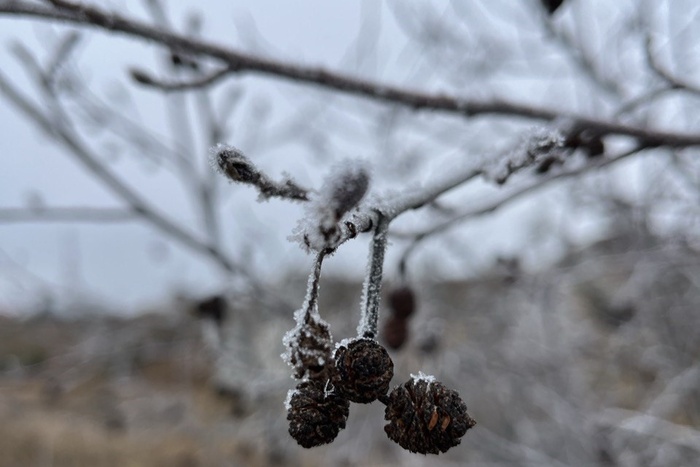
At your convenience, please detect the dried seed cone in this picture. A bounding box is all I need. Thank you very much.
[287,317,333,381]
[287,380,350,448]
[389,286,416,319]
[384,378,476,454]
[381,315,409,350]
[333,338,394,403]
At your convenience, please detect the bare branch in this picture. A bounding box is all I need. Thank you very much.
[383,127,566,220]
[540,11,623,99]
[0,68,240,274]
[645,36,700,97]
[395,145,647,273]
[0,0,699,149]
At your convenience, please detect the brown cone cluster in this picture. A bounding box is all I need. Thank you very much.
[333,338,394,403]
[287,380,350,448]
[284,276,474,454]
[384,378,476,454]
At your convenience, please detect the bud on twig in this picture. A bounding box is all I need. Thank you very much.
[211,144,309,201]
[325,162,370,222]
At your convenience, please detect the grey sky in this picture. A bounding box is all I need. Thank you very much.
[0,1,625,314]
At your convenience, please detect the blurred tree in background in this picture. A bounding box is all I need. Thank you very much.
[1,0,700,465]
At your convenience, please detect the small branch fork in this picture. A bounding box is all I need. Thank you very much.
[1,0,700,149]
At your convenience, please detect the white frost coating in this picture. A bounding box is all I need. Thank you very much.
[284,388,298,411]
[334,337,359,352]
[357,214,389,338]
[377,126,565,220]
[281,253,331,371]
[483,126,566,183]
[379,156,483,220]
[323,378,335,398]
[290,158,371,252]
[410,371,437,386]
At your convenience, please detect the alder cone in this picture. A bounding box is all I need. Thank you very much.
[389,286,416,319]
[286,317,333,381]
[287,380,350,448]
[384,378,476,454]
[381,315,409,350]
[333,338,394,403]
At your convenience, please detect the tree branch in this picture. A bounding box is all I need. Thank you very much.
[0,0,698,148]
[0,68,240,274]
[395,145,647,273]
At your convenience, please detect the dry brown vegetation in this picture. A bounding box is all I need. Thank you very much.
[1,226,699,466]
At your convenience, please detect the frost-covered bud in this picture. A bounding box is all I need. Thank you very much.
[212,145,259,184]
[381,315,409,350]
[332,338,393,403]
[286,380,350,448]
[325,162,370,222]
[384,375,476,454]
[284,317,333,381]
[389,286,416,319]
[292,159,371,252]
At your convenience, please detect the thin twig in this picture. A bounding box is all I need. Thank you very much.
[395,145,646,273]
[358,212,389,339]
[130,65,232,91]
[0,68,240,274]
[645,36,700,97]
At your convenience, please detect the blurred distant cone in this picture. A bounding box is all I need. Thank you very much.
[382,315,409,350]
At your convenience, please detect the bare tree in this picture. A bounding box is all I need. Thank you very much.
[1,0,700,462]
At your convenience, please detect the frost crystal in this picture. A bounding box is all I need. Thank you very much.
[284,388,298,412]
[410,371,437,386]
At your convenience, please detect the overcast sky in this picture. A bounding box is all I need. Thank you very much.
[0,1,408,313]
[0,0,621,315]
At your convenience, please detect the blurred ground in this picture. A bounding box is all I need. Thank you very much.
[1,230,699,466]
